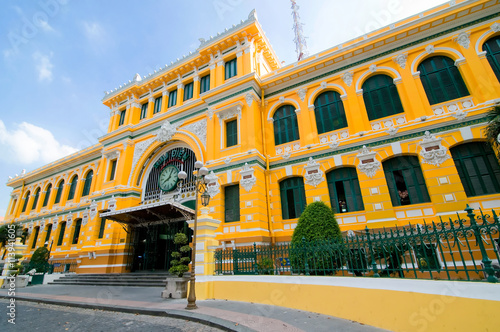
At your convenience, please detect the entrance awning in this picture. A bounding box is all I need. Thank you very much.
[99,201,195,227]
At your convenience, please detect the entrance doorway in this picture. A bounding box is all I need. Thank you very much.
[130,221,192,271]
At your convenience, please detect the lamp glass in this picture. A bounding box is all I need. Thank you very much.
[201,191,210,206]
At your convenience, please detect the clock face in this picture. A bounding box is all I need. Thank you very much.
[158,165,179,191]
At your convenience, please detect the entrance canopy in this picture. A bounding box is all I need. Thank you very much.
[100,201,194,227]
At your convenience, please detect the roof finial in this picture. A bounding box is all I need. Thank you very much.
[290,0,309,61]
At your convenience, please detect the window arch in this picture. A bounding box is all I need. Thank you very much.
[72,219,82,244]
[483,36,500,82]
[32,188,40,210]
[450,142,500,197]
[82,170,93,197]
[383,156,430,206]
[273,104,300,145]
[67,175,78,200]
[31,226,40,249]
[21,191,30,213]
[418,56,469,105]
[314,91,348,134]
[54,180,64,204]
[57,221,66,246]
[362,74,404,121]
[327,167,364,213]
[279,177,306,220]
[42,183,52,207]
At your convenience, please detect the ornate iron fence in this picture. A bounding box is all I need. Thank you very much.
[215,206,500,283]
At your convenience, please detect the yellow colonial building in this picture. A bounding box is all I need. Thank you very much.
[2,0,500,275]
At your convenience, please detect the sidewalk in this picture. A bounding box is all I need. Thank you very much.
[0,284,388,332]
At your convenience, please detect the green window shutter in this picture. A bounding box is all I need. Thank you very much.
[224,185,240,222]
[31,227,40,249]
[98,218,106,239]
[154,96,162,114]
[362,74,404,121]
[57,222,66,246]
[54,181,64,204]
[383,156,430,206]
[483,36,500,82]
[119,110,126,126]
[451,142,500,197]
[314,91,348,134]
[45,224,52,243]
[109,160,117,181]
[200,74,210,94]
[82,171,93,197]
[326,167,364,213]
[226,119,238,147]
[21,191,30,212]
[140,103,148,119]
[168,90,177,107]
[72,219,82,244]
[32,189,40,210]
[273,105,300,145]
[67,176,78,200]
[184,82,194,101]
[279,177,306,219]
[42,184,52,207]
[418,56,469,105]
[225,58,237,80]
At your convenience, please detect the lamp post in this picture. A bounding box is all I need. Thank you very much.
[178,160,210,310]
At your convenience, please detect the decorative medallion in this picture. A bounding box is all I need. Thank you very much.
[204,171,220,198]
[297,87,307,102]
[183,119,207,148]
[89,200,98,219]
[454,32,470,49]
[342,72,353,87]
[393,54,407,69]
[156,119,180,143]
[245,93,254,107]
[239,163,257,192]
[304,157,324,187]
[418,131,450,167]
[356,146,381,178]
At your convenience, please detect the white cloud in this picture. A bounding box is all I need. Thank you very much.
[83,21,105,42]
[0,120,78,165]
[33,51,54,82]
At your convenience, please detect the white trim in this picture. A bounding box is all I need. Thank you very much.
[197,275,500,302]
[355,66,402,93]
[475,22,500,55]
[267,98,301,121]
[307,83,347,108]
[410,47,466,75]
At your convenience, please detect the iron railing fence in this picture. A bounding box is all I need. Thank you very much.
[215,206,500,283]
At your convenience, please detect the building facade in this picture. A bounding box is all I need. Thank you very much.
[2,0,500,274]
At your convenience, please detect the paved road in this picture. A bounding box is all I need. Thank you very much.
[0,299,223,332]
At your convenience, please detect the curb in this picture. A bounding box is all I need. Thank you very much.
[0,295,255,332]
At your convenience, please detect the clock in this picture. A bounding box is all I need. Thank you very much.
[158,165,179,191]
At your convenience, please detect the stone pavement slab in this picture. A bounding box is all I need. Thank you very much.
[0,284,389,332]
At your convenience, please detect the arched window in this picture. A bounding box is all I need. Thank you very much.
[21,191,30,213]
[314,91,348,134]
[67,176,78,200]
[483,36,500,82]
[418,56,469,105]
[31,188,40,210]
[279,177,306,219]
[54,180,64,204]
[57,222,66,246]
[31,227,40,249]
[42,184,52,207]
[82,170,93,197]
[362,74,404,121]
[450,142,500,197]
[383,156,430,206]
[327,167,364,213]
[273,105,300,145]
[44,224,53,243]
[72,219,82,245]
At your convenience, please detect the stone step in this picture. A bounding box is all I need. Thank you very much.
[48,281,165,287]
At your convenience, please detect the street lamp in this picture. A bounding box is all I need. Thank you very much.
[177,160,210,310]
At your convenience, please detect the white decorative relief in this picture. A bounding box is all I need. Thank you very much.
[319,130,349,149]
[297,87,307,102]
[53,215,59,229]
[320,81,327,89]
[183,119,207,148]
[239,163,256,192]
[275,143,301,159]
[207,107,214,119]
[89,200,98,219]
[304,157,324,187]
[204,171,220,198]
[369,64,377,72]
[393,54,407,69]
[371,115,406,131]
[356,146,380,178]
[107,195,117,212]
[66,214,73,228]
[279,96,285,103]
[245,93,254,107]
[418,131,450,167]
[127,137,156,185]
[156,119,180,143]
[28,222,33,234]
[217,106,242,120]
[454,32,470,49]
[342,72,353,87]
[431,98,473,117]
[492,22,500,33]
[425,45,435,54]
[82,210,89,227]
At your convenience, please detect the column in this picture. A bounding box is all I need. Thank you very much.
[193,75,200,100]
[236,50,243,77]
[147,97,155,117]
[177,82,184,107]
[209,63,216,90]
[161,90,168,113]
[216,60,224,86]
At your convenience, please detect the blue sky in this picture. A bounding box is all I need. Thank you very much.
[0,0,448,217]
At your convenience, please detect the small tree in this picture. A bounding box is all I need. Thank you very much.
[485,104,500,159]
[29,247,50,273]
[169,233,192,277]
[290,201,343,275]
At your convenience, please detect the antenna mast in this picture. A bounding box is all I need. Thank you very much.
[290,0,309,61]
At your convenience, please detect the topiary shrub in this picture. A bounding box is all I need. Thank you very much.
[169,233,192,277]
[29,247,50,273]
[290,201,343,275]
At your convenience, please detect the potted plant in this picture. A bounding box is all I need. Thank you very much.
[162,233,191,299]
